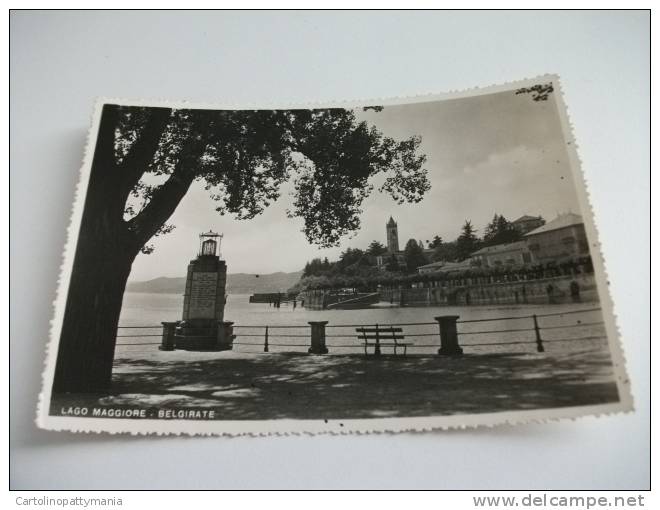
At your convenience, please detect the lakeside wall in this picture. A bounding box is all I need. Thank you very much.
[300,273,599,309]
[378,273,599,307]
[299,290,363,310]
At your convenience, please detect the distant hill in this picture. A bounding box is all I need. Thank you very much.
[126,271,303,295]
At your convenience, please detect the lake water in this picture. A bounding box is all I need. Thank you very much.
[117,293,609,356]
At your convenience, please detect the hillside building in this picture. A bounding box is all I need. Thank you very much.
[512,214,545,234]
[414,213,589,275]
[470,240,531,268]
[417,259,473,275]
[524,212,589,263]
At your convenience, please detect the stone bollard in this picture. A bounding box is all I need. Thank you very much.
[159,321,178,351]
[216,321,235,351]
[435,315,463,356]
[308,321,329,354]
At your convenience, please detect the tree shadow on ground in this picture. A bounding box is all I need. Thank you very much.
[50,348,620,420]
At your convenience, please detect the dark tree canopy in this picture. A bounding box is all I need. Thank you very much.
[403,238,429,273]
[302,257,333,278]
[431,240,459,263]
[385,254,401,273]
[428,235,443,249]
[515,82,554,102]
[116,105,430,252]
[483,214,522,247]
[335,248,371,274]
[455,220,481,261]
[366,240,388,256]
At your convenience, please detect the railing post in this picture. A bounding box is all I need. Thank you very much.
[374,323,381,356]
[308,321,329,354]
[159,321,178,351]
[264,326,269,353]
[533,315,545,352]
[216,321,235,351]
[435,315,463,356]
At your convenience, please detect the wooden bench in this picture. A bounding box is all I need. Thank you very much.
[355,326,412,356]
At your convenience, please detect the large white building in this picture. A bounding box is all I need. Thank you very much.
[524,213,589,263]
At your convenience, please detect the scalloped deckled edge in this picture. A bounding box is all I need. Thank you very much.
[36,74,634,437]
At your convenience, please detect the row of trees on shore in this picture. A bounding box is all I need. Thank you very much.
[291,256,593,293]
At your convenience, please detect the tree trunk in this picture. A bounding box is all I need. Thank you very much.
[52,162,140,393]
[52,105,144,394]
[51,105,198,394]
[52,240,135,394]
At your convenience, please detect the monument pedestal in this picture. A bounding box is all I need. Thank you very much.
[176,319,219,351]
[216,321,235,351]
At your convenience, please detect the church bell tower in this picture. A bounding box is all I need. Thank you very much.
[386,216,399,253]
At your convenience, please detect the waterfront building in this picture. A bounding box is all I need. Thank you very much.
[470,240,532,268]
[417,259,473,275]
[416,260,444,274]
[524,213,589,263]
[512,214,545,234]
[415,213,587,275]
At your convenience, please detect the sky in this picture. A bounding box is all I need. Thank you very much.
[127,88,580,282]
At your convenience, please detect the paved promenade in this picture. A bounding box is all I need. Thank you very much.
[51,345,620,420]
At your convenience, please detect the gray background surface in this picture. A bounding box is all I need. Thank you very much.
[10,10,649,489]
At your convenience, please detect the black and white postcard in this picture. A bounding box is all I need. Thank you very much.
[37,76,632,435]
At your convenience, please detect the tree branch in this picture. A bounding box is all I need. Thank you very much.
[125,171,195,251]
[118,107,172,198]
[125,138,208,251]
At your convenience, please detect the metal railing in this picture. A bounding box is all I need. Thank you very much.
[113,306,606,356]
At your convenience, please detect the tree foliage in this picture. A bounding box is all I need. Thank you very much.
[336,248,371,275]
[428,235,443,249]
[515,82,554,102]
[455,220,481,261]
[431,240,459,262]
[366,240,388,256]
[385,254,401,272]
[482,214,522,247]
[115,105,430,253]
[403,238,429,273]
[302,257,332,277]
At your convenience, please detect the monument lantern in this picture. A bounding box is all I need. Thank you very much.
[160,230,234,351]
[199,231,221,257]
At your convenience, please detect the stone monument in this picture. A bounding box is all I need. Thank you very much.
[161,231,234,351]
